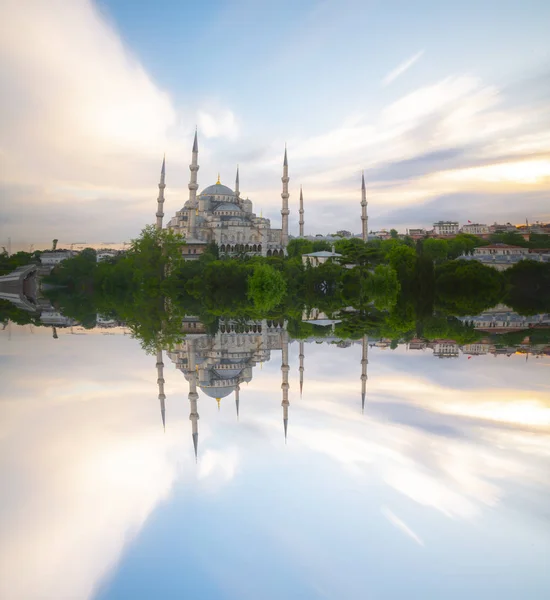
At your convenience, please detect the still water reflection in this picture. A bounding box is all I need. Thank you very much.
[1,321,549,599]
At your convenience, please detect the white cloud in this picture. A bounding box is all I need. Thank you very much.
[382,50,425,86]
[198,108,239,140]
[381,507,425,546]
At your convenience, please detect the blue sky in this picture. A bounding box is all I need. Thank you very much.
[1,0,549,248]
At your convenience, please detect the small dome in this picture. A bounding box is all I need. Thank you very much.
[214,202,242,212]
[200,385,235,399]
[200,183,235,197]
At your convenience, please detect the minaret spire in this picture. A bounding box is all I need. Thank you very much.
[299,341,304,397]
[188,339,200,461]
[281,329,290,443]
[155,156,166,231]
[281,145,290,249]
[235,166,240,199]
[361,335,368,413]
[299,185,304,237]
[156,349,166,430]
[361,171,368,242]
[188,131,199,237]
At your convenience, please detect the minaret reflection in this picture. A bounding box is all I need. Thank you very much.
[361,335,368,413]
[188,338,200,462]
[156,349,166,431]
[299,341,304,397]
[281,329,290,443]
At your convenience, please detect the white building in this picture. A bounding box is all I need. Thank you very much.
[461,223,489,235]
[431,340,460,358]
[96,250,118,263]
[302,248,342,267]
[433,221,459,235]
[473,244,529,256]
[40,250,73,266]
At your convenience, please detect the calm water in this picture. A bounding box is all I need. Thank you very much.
[1,323,549,599]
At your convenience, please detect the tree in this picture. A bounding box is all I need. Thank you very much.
[52,239,58,251]
[503,260,550,314]
[363,265,400,311]
[390,228,398,239]
[422,238,449,263]
[248,263,287,311]
[435,259,503,315]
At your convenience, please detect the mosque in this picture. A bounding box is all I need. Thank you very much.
[154,317,369,460]
[154,131,369,255]
[155,130,290,256]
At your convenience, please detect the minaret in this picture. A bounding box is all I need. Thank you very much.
[156,156,166,231]
[235,384,240,420]
[281,146,290,248]
[299,185,304,237]
[361,171,368,242]
[361,335,368,413]
[188,131,199,238]
[156,349,166,430]
[281,331,290,442]
[235,166,240,199]
[188,339,200,461]
[299,341,304,397]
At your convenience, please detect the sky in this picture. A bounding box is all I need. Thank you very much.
[0,325,549,599]
[1,0,550,249]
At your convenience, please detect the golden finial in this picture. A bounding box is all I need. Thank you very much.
[195,207,199,216]
[216,398,221,410]
[216,173,221,185]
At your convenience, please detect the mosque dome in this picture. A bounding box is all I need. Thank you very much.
[200,183,235,197]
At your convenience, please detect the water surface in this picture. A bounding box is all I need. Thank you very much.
[1,324,549,599]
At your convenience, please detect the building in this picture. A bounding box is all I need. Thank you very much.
[489,222,517,233]
[433,221,459,235]
[407,228,426,239]
[40,250,73,266]
[461,223,489,235]
[458,306,550,332]
[159,132,288,257]
[302,247,342,267]
[370,230,392,240]
[96,249,118,262]
[473,244,529,256]
[430,340,460,358]
[155,319,371,455]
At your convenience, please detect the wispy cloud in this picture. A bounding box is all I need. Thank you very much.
[382,50,425,87]
[381,507,425,546]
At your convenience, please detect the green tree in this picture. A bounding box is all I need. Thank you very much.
[248,263,287,311]
[422,238,449,263]
[435,259,503,315]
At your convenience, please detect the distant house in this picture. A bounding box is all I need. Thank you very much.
[433,221,459,235]
[473,244,529,256]
[461,223,489,235]
[489,222,517,233]
[40,250,73,266]
[370,230,392,240]
[407,228,426,239]
[96,249,118,262]
[302,247,342,267]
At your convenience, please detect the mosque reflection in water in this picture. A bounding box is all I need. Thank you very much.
[156,317,370,460]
